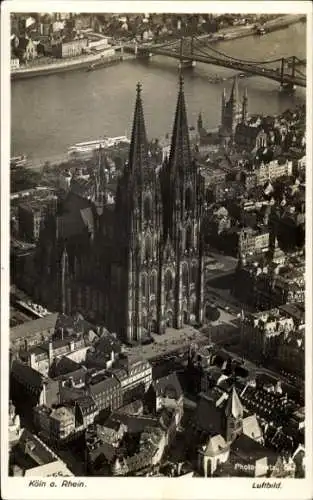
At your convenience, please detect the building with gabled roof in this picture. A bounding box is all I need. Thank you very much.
[10,429,73,477]
[145,372,183,415]
[198,433,231,477]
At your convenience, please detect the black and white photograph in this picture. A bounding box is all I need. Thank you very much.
[1,1,312,499]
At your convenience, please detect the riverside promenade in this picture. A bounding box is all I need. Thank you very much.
[203,14,305,43]
[11,47,130,81]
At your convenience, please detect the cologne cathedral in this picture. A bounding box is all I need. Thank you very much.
[36,77,205,344]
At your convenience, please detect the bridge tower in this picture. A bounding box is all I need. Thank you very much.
[280,56,296,92]
[178,36,196,70]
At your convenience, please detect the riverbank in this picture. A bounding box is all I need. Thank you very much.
[211,14,306,43]
[11,50,133,81]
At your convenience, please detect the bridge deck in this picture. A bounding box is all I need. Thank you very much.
[134,45,306,88]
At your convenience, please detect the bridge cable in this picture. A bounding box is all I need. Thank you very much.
[190,43,268,69]
[295,69,306,78]
[151,38,182,50]
[193,38,283,65]
[192,36,283,65]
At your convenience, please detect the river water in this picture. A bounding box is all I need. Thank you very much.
[11,22,306,166]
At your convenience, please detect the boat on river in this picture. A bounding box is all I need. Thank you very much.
[68,136,130,159]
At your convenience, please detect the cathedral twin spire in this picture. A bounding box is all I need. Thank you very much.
[168,75,192,180]
[128,76,192,184]
[128,82,150,184]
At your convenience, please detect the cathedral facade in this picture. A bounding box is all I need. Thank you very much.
[36,77,205,344]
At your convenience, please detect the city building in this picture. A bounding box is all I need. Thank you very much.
[35,78,205,344]
[14,36,38,62]
[9,428,73,477]
[9,401,22,451]
[240,308,295,359]
[88,373,123,411]
[276,327,304,377]
[19,336,88,376]
[194,385,279,477]
[52,38,88,58]
[238,227,270,256]
[235,122,268,151]
[11,360,59,408]
[34,396,98,443]
[145,372,184,417]
[111,354,152,396]
[234,253,305,309]
[34,404,76,442]
[10,313,59,352]
[256,158,293,185]
[11,57,20,70]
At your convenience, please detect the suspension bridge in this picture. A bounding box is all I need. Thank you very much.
[125,35,306,90]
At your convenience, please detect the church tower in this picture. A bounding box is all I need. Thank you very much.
[241,87,248,123]
[197,112,203,134]
[59,245,71,315]
[93,146,108,218]
[220,76,241,142]
[113,83,163,343]
[224,386,244,442]
[160,76,205,329]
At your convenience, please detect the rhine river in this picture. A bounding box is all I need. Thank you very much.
[11,22,306,166]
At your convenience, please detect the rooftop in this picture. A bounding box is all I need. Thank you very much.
[89,374,119,395]
[10,313,59,342]
[18,428,58,465]
[232,434,278,464]
[153,372,183,400]
[51,406,75,421]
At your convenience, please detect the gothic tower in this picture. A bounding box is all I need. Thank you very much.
[197,112,203,134]
[93,146,108,218]
[241,87,248,123]
[113,83,163,343]
[160,76,205,330]
[224,385,244,442]
[220,76,241,142]
[59,245,71,315]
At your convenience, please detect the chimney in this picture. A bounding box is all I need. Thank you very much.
[48,341,53,364]
[41,382,47,406]
[29,352,36,369]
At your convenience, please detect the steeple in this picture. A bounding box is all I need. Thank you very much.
[197,111,203,133]
[242,87,248,123]
[229,75,239,107]
[60,246,70,315]
[128,82,149,184]
[221,88,226,124]
[225,386,243,419]
[168,75,191,180]
[224,385,243,442]
[94,146,107,214]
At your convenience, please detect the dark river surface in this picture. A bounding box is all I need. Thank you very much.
[11,22,306,166]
